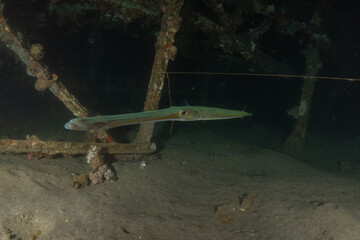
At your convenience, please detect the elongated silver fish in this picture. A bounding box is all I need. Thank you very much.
[65,106,251,131]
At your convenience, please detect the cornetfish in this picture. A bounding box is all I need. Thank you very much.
[64,106,251,131]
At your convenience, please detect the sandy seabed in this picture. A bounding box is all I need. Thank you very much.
[0,129,360,240]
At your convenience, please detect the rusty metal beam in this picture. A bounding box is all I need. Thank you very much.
[0,138,155,156]
[135,0,184,143]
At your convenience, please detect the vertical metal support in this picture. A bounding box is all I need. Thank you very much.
[278,44,320,154]
[135,0,184,143]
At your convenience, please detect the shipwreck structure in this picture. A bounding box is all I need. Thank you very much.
[0,0,358,165]
[0,0,183,162]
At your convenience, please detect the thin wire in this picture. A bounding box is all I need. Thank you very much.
[166,72,172,106]
[169,121,175,135]
[160,71,360,82]
[166,72,174,135]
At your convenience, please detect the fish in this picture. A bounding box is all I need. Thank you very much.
[64,106,251,131]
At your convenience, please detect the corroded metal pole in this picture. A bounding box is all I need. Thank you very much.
[278,44,320,155]
[0,6,89,119]
[0,5,115,143]
[135,0,183,143]
[278,10,329,155]
[0,137,154,156]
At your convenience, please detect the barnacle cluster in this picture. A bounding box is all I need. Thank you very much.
[69,173,89,189]
[34,70,53,92]
[86,145,117,184]
[30,43,44,61]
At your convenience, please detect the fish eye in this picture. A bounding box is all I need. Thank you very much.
[180,110,187,116]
